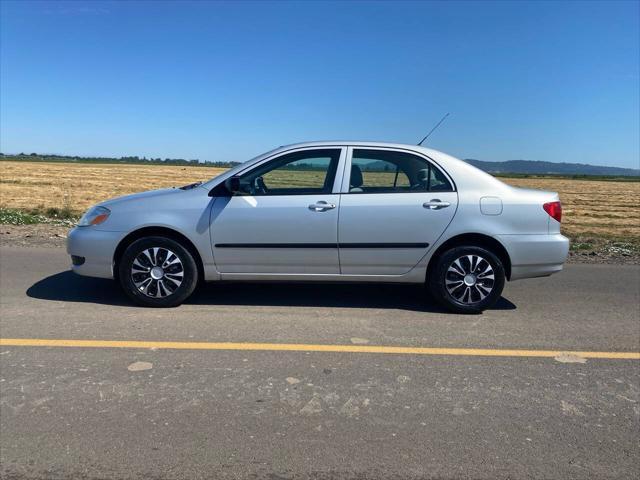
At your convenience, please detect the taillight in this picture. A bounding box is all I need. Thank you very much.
[543,201,562,223]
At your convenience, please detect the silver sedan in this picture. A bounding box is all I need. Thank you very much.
[67,141,569,313]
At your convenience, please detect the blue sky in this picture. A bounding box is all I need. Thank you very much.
[1,0,638,168]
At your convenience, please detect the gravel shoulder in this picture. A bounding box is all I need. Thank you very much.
[1,223,638,265]
[0,224,70,249]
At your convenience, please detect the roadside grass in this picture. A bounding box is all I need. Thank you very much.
[0,207,79,226]
[568,233,640,256]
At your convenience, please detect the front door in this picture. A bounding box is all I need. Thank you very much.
[210,147,345,274]
[338,147,458,275]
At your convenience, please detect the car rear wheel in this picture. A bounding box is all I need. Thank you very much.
[118,236,198,307]
[428,246,505,314]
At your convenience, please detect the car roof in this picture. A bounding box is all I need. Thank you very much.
[277,140,439,156]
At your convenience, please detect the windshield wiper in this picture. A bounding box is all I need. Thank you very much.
[178,181,203,190]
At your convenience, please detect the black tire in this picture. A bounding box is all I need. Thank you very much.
[118,236,198,308]
[428,246,505,314]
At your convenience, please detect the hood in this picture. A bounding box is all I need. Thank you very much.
[98,187,186,208]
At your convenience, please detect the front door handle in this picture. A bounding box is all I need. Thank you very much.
[308,201,336,212]
[423,199,451,210]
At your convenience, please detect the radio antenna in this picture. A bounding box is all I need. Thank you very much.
[417,113,450,146]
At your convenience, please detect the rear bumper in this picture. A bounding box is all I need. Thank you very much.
[67,227,124,279]
[496,233,569,281]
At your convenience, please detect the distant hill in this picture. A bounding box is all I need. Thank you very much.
[465,159,640,177]
[1,152,638,177]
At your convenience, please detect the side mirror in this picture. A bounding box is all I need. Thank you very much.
[224,176,241,194]
[208,176,242,197]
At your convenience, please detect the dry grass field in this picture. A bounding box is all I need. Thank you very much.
[1,160,639,240]
[0,161,225,214]
[504,177,640,238]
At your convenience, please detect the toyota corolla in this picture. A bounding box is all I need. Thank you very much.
[67,142,569,313]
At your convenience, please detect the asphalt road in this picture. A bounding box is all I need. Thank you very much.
[0,246,639,479]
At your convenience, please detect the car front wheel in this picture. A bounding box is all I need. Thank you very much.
[118,236,198,307]
[428,246,505,314]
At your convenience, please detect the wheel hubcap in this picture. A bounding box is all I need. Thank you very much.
[446,255,495,304]
[131,247,184,298]
[150,266,164,280]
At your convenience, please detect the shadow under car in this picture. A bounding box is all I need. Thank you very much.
[27,270,516,312]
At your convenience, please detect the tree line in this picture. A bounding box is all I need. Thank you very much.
[0,152,240,168]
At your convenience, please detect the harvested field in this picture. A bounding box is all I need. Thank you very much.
[1,160,638,239]
[504,177,640,238]
[0,161,225,215]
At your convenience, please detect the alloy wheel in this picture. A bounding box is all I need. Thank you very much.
[130,247,184,298]
[445,254,495,304]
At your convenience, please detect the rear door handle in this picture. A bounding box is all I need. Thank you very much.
[308,201,336,212]
[423,199,451,210]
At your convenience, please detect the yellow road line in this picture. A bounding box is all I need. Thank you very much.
[0,338,638,360]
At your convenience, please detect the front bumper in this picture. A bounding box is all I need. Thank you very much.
[496,233,570,281]
[67,227,125,279]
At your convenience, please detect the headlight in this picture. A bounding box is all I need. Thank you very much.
[77,206,111,227]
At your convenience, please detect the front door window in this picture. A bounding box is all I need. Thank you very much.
[237,149,341,196]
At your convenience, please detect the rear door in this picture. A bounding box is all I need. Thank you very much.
[338,147,458,275]
[210,147,345,274]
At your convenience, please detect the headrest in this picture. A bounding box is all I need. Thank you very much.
[416,168,429,183]
[350,165,363,188]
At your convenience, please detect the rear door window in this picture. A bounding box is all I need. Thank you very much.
[348,149,453,193]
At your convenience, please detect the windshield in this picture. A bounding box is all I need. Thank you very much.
[201,147,283,188]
